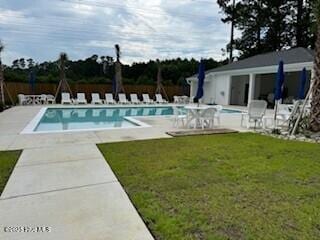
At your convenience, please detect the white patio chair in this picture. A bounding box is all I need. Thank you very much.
[214,105,223,125]
[262,101,300,129]
[46,94,55,104]
[199,108,217,129]
[91,93,103,104]
[173,96,179,104]
[155,94,168,104]
[277,101,301,127]
[172,106,187,128]
[277,104,294,120]
[104,93,116,104]
[17,94,28,105]
[118,93,130,104]
[75,93,87,104]
[241,100,267,129]
[61,92,73,104]
[39,94,47,104]
[142,94,154,104]
[130,94,141,104]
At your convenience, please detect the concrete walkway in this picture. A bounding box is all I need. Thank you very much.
[0,143,154,240]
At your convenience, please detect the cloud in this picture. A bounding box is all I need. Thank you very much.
[0,0,231,65]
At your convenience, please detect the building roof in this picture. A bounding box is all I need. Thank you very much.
[190,47,314,78]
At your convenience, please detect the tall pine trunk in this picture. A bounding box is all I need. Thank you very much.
[310,22,320,132]
[296,0,304,46]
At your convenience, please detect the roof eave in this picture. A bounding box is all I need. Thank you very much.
[207,61,314,77]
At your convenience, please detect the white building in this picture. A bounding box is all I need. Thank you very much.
[187,48,314,106]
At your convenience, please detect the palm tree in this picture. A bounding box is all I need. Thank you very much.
[55,52,72,99]
[310,1,320,132]
[59,53,68,93]
[0,41,13,106]
[114,44,125,96]
[155,59,168,100]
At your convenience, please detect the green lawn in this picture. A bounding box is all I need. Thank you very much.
[98,133,320,240]
[0,150,21,195]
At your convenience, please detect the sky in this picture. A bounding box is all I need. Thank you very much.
[0,0,234,65]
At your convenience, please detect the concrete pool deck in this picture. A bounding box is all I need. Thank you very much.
[0,104,254,239]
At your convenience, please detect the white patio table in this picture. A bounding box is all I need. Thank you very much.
[184,105,216,128]
[24,95,42,105]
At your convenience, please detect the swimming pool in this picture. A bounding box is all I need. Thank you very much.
[23,106,241,133]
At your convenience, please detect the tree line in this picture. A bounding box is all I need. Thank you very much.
[3,55,224,86]
[2,0,316,86]
[218,0,316,59]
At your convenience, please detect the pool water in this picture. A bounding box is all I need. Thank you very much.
[33,106,241,132]
[34,107,174,132]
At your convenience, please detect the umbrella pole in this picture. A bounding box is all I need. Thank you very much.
[273,100,278,129]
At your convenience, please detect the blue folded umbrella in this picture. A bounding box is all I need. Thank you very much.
[195,60,205,100]
[275,61,284,101]
[297,68,307,100]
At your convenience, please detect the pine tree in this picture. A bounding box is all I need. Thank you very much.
[217,0,316,58]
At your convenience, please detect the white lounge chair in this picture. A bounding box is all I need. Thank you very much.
[130,94,141,104]
[17,94,28,105]
[155,94,168,104]
[142,94,154,104]
[118,94,130,104]
[75,93,87,104]
[61,92,73,104]
[91,93,103,104]
[172,106,186,128]
[104,93,116,104]
[241,100,267,129]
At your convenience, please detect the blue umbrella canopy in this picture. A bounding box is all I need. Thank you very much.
[297,68,307,100]
[29,70,36,94]
[195,60,205,99]
[275,60,285,101]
